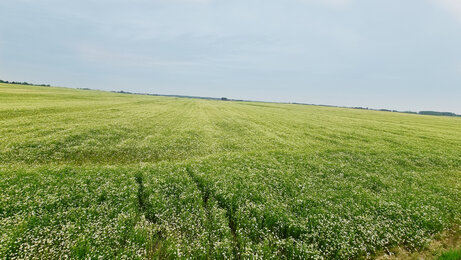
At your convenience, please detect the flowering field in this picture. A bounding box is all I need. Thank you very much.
[1,83,461,259]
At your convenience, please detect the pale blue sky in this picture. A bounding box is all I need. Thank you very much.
[1,0,461,113]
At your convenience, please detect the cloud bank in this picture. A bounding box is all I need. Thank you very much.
[432,0,461,22]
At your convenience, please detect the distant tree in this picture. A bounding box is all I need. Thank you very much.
[0,79,50,86]
[221,97,229,101]
[419,111,458,117]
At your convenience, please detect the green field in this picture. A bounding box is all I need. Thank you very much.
[1,83,461,259]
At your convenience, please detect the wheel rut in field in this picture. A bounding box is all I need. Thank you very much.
[186,167,241,259]
[134,173,166,257]
[135,173,158,224]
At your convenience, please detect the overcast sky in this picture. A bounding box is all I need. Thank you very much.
[1,0,461,113]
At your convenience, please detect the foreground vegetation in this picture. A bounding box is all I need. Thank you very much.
[440,248,461,260]
[1,83,461,259]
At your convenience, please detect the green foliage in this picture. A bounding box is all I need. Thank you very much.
[440,248,461,260]
[419,111,459,117]
[1,83,461,259]
[0,79,50,86]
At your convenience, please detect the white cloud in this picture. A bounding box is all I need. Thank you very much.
[431,0,461,22]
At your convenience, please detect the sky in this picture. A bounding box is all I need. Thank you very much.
[1,0,461,113]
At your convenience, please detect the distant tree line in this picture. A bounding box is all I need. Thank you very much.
[418,111,459,117]
[0,79,50,87]
[350,107,460,117]
[116,91,461,117]
[112,90,237,102]
[402,111,418,114]
[2,80,460,118]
